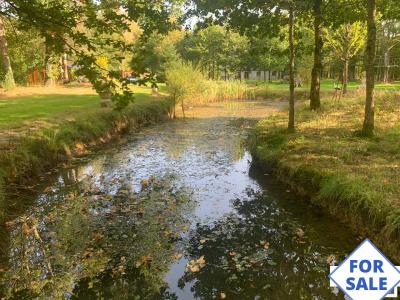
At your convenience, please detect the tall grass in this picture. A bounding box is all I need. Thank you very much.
[248,90,400,261]
[194,80,255,104]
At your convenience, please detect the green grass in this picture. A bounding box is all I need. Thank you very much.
[249,90,400,261]
[246,79,400,94]
[0,86,157,132]
[0,86,171,211]
[0,94,100,130]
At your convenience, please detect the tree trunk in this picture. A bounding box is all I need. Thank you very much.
[172,95,176,119]
[0,17,15,90]
[45,41,57,86]
[342,59,349,94]
[362,0,377,136]
[181,99,185,118]
[310,0,322,110]
[45,57,55,86]
[288,7,295,132]
[383,51,390,83]
[63,54,69,82]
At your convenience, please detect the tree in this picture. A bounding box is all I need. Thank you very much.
[324,22,366,94]
[179,26,249,79]
[0,16,15,90]
[244,36,288,80]
[288,5,295,131]
[362,0,377,135]
[131,30,184,81]
[165,60,203,118]
[2,18,46,85]
[1,0,179,107]
[379,20,400,83]
[309,0,323,110]
[192,0,309,131]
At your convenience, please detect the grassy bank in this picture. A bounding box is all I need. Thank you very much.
[0,87,171,205]
[249,91,400,261]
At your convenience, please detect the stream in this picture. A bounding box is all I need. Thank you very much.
[0,111,359,299]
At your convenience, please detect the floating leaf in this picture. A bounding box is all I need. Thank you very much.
[187,256,206,273]
[174,253,183,260]
[327,254,336,265]
[140,255,153,265]
[296,228,305,238]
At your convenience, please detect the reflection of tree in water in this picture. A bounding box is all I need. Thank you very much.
[180,188,342,300]
[0,175,193,299]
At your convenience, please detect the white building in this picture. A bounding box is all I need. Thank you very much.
[223,70,282,81]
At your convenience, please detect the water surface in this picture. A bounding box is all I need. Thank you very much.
[0,114,358,299]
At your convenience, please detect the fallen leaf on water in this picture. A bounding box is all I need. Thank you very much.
[92,232,104,241]
[197,256,205,266]
[200,239,206,244]
[187,256,206,273]
[296,228,305,238]
[327,254,336,265]
[220,292,226,299]
[140,179,149,189]
[83,248,94,259]
[229,251,237,257]
[22,223,30,236]
[5,221,15,228]
[43,186,52,193]
[189,264,201,273]
[140,255,153,265]
[174,253,183,260]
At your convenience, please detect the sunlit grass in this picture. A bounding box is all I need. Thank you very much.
[250,90,400,259]
[0,85,156,132]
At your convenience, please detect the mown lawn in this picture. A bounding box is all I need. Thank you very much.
[250,90,400,260]
[0,84,170,199]
[0,85,158,133]
[247,79,400,93]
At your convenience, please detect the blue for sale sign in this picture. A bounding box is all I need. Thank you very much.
[329,239,400,300]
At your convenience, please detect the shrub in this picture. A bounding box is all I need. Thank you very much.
[165,60,204,117]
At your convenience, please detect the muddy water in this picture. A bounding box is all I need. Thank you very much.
[0,112,358,299]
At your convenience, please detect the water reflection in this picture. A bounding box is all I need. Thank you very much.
[0,118,358,299]
[178,187,352,299]
[0,176,192,299]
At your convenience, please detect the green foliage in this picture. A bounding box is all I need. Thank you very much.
[3,0,180,107]
[179,26,249,79]
[131,30,184,81]
[246,35,288,73]
[165,60,204,112]
[324,22,367,62]
[3,24,45,85]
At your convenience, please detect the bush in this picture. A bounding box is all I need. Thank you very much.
[165,61,204,117]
